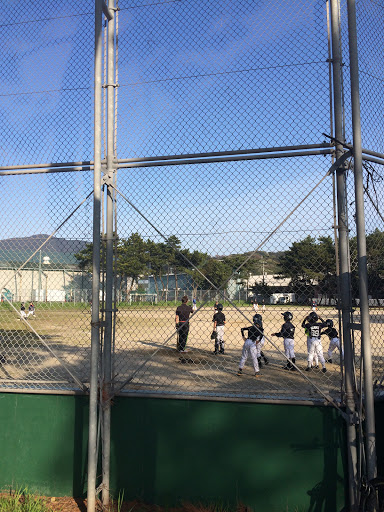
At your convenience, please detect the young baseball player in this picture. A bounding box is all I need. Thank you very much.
[27,302,35,318]
[237,315,264,377]
[252,299,259,313]
[304,325,319,368]
[272,311,296,370]
[302,312,327,372]
[321,319,343,363]
[19,302,27,320]
[192,297,197,312]
[253,313,269,367]
[212,303,226,354]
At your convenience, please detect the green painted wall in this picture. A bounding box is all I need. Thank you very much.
[0,393,349,510]
[0,393,88,497]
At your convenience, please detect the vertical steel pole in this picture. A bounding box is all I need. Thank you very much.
[87,1,102,511]
[38,250,42,301]
[346,0,377,486]
[102,0,115,506]
[330,0,358,509]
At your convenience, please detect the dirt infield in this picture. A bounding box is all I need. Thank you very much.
[0,305,383,403]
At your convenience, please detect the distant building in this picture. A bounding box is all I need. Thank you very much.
[0,235,89,302]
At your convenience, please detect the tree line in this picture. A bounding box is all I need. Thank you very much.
[74,233,273,299]
[74,229,384,302]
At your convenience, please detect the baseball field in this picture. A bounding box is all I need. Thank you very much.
[0,303,383,403]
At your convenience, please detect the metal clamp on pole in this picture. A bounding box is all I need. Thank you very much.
[101,168,117,185]
[91,320,106,328]
[102,82,119,88]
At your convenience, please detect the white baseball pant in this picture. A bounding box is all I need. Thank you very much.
[307,337,318,366]
[283,338,295,359]
[307,338,325,367]
[239,339,260,373]
[327,337,343,359]
[216,325,225,344]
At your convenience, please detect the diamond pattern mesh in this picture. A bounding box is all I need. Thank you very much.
[0,0,383,405]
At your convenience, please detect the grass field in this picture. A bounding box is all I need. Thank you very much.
[0,304,383,403]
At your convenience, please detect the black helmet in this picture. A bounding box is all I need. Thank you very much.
[325,319,333,328]
[217,303,223,310]
[309,311,318,322]
[253,314,263,326]
[282,311,293,321]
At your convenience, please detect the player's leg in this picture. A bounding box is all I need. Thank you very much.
[213,336,219,354]
[336,338,344,359]
[306,339,315,370]
[288,339,296,370]
[237,339,250,375]
[250,341,260,375]
[257,337,265,367]
[316,341,326,371]
[217,326,225,353]
[283,339,291,369]
[327,338,337,362]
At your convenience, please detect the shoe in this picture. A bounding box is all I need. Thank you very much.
[263,358,269,365]
[326,359,332,364]
[237,369,243,376]
[254,372,260,377]
[322,368,327,373]
[219,349,225,354]
[305,367,311,371]
[314,365,319,369]
[213,350,218,355]
[282,365,291,370]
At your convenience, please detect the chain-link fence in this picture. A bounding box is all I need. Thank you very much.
[1,1,384,506]
[0,0,383,404]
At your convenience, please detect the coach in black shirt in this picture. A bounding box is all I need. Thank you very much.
[175,295,193,352]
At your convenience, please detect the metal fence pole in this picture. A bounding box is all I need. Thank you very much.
[87,1,103,511]
[346,0,377,488]
[330,0,358,508]
[102,0,115,506]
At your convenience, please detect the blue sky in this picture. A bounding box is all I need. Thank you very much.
[0,0,382,257]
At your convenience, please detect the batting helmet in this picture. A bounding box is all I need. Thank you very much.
[282,311,293,321]
[217,303,223,310]
[308,311,318,322]
[325,319,333,328]
[253,314,263,326]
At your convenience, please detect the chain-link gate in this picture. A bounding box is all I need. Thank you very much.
[1,0,383,510]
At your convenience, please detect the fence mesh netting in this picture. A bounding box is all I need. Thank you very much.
[0,0,383,403]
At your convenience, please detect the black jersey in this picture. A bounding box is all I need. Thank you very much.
[213,311,225,325]
[241,325,263,342]
[274,321,295,339]
[175,303,193,322]
[301,320,326,339]
[321,326,339,339]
